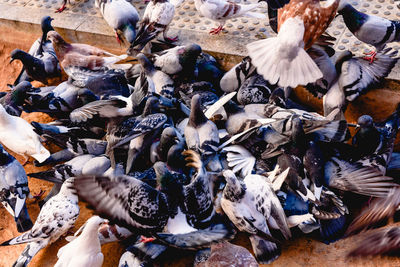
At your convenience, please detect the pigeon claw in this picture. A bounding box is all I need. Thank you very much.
[165,36,179,43]
[33,189,45,201]
[139,236,155,243]
[55,4,66,13]
[363,50,377,64]
[209,26,224,35]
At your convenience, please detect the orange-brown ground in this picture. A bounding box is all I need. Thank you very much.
[1,26,400,267]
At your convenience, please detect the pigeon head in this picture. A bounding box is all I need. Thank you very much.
[47,31,67,46]
[9,49,27,63]
[11,81,32,105]
[41,16,54,34]
[356,115,374,129]
[222,170,246,201]
[337,0,351,12]
[142,97,160,116]
[335,50,353,74]
[189,94,208,126]
[154,162,181,191]
[223,100,242,116]
[179,44,202,67]
[61,178,78,198]
[136,53,155,74]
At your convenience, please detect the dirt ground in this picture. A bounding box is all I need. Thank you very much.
[0,27,400,267]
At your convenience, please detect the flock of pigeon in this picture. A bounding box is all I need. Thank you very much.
[1,0,400,266]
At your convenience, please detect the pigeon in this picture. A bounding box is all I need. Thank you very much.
[73,175,170,237]
[237,74,272,105]
[220,57,255,93]
[68,75,152,123]
[337,0,400,63]
[198,241,258,267]
[155,151,216,230]
[136,53,175,98]
[10,48,61,85]
[247,0,340,88]
[46,31,127,74]
[54,216,107,267]
[193,0,266,34]
[221,170,291,264]
[67,67,131,98]
[322,106,400,198]
[0,104,50,164]
[352,115,381,158]
[28,154,95,184]
[322,48,398,115]
[95,0,140,45]
[13,16,55,86]
[127,0,176,54]
[185,94,221,170]
[0,178,80,267]
[153,44,202,77]
[0,144,33,233]
[0,81,33,116]
[150,126,178,163]
[105,97,168,172]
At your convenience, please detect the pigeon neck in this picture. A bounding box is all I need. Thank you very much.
[339,4,366,33]
[223,178,246,202]
[189,101,208,126]
[224,101,242,116]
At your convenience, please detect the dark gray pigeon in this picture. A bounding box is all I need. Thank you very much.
[13,16,55,86]
[10,47,61,85]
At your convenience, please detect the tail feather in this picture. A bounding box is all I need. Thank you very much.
[31,148,50,163]
[28,169,64,184]
[15,205,33,233]
[154,224,236,250]
[243,11,266,19]
[249,234,280,264]
[12,242,43,267]
[247,19,322,87]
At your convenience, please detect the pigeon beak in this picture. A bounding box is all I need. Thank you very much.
[355,124,360,130]
[9,58,15,64]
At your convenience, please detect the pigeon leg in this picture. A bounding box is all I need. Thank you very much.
[163,30,179,43]
[55,0,67,13]
[363,50,377,64]
[115,31,122,46]
[140,236,156,243]
[209,25,224,35]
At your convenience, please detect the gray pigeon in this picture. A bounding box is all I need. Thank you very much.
[95,0,139,45]
[0,144,33,233]
[0,178,79,267]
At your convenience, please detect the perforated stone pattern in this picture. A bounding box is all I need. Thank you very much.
[1,0,400,56]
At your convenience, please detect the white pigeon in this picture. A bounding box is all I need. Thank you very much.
[128,0,176,54]
[194,0,266,34]
[95,0,140,45]
[0,178,80,267]
[55,216,107,267]
[0,104,50,164]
